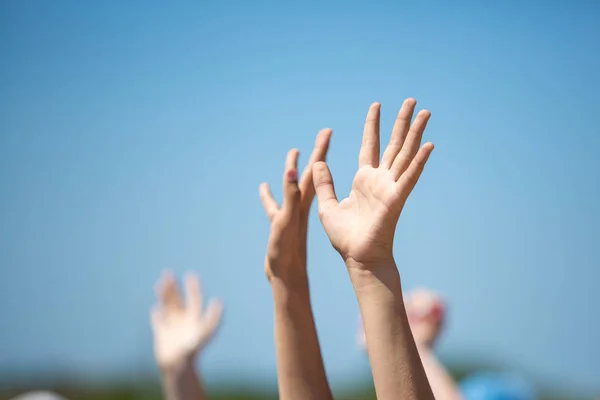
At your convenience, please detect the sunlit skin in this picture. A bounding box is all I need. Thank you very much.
[313,99,436,400]
[357,288,462,400]
[357,288,446,349]
[259,129,334,400]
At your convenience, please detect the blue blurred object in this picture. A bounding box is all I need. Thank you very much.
[460,372,536,400]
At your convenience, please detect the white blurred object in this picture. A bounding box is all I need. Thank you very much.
[10,391,68,400]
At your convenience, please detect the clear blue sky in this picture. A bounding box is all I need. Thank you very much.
[1,0,599,395]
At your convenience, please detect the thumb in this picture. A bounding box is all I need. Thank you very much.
[312,161,339,216]
[199,299,224,349]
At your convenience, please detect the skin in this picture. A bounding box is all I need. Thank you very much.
[357,288,446,349]
[150,271,223,400]
[313,99,436,400]
[259,129,334,400]
[358,289,463,400]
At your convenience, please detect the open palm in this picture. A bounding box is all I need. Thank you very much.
[151,271,223,368]
[313,99,434,267]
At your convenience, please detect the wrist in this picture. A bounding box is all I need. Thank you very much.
[266,259,308,287]
[159,356,195,377]
[346,259,402,293]
[270,272,310,302]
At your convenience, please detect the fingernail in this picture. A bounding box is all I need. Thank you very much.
[287,169,298,182]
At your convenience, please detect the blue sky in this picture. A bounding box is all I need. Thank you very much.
[1,0,599,395]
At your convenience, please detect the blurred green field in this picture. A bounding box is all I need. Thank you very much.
[0,362,592,400]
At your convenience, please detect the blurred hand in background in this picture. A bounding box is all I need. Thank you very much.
[150,271,223,400]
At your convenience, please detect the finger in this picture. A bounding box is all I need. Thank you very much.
[199,299,224,346]
[358,102,381,168]
[299,128,332,198]
[259,183,280,220]
[380,98,417,169]
[160,271,184,312]
[154,270,171,303]
[184,272,203,316]
[282,148,301,214]
[312,161,338,215]
[390,109,431,180]
[395,142,434,200]
[150,306,163,329]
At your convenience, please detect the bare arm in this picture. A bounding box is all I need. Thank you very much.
[160,359,207,400]
[271,274,332,400]
[313,99,436,400]
[357,285,462,400]
[260,130,333,400]
[407,290,462,400]
[417,347,463,400]
[350,265,434,400]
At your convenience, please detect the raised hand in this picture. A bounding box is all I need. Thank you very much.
[313,99,433,269]
[315,100,436,400]
[260,129,332,281]
[151,271,223,369]
[259,129,334,400]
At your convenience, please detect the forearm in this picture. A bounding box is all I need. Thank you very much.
[417,347,463,400]
[160,359,207,400]
[349,262,434,400]
[271,273,333,400]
